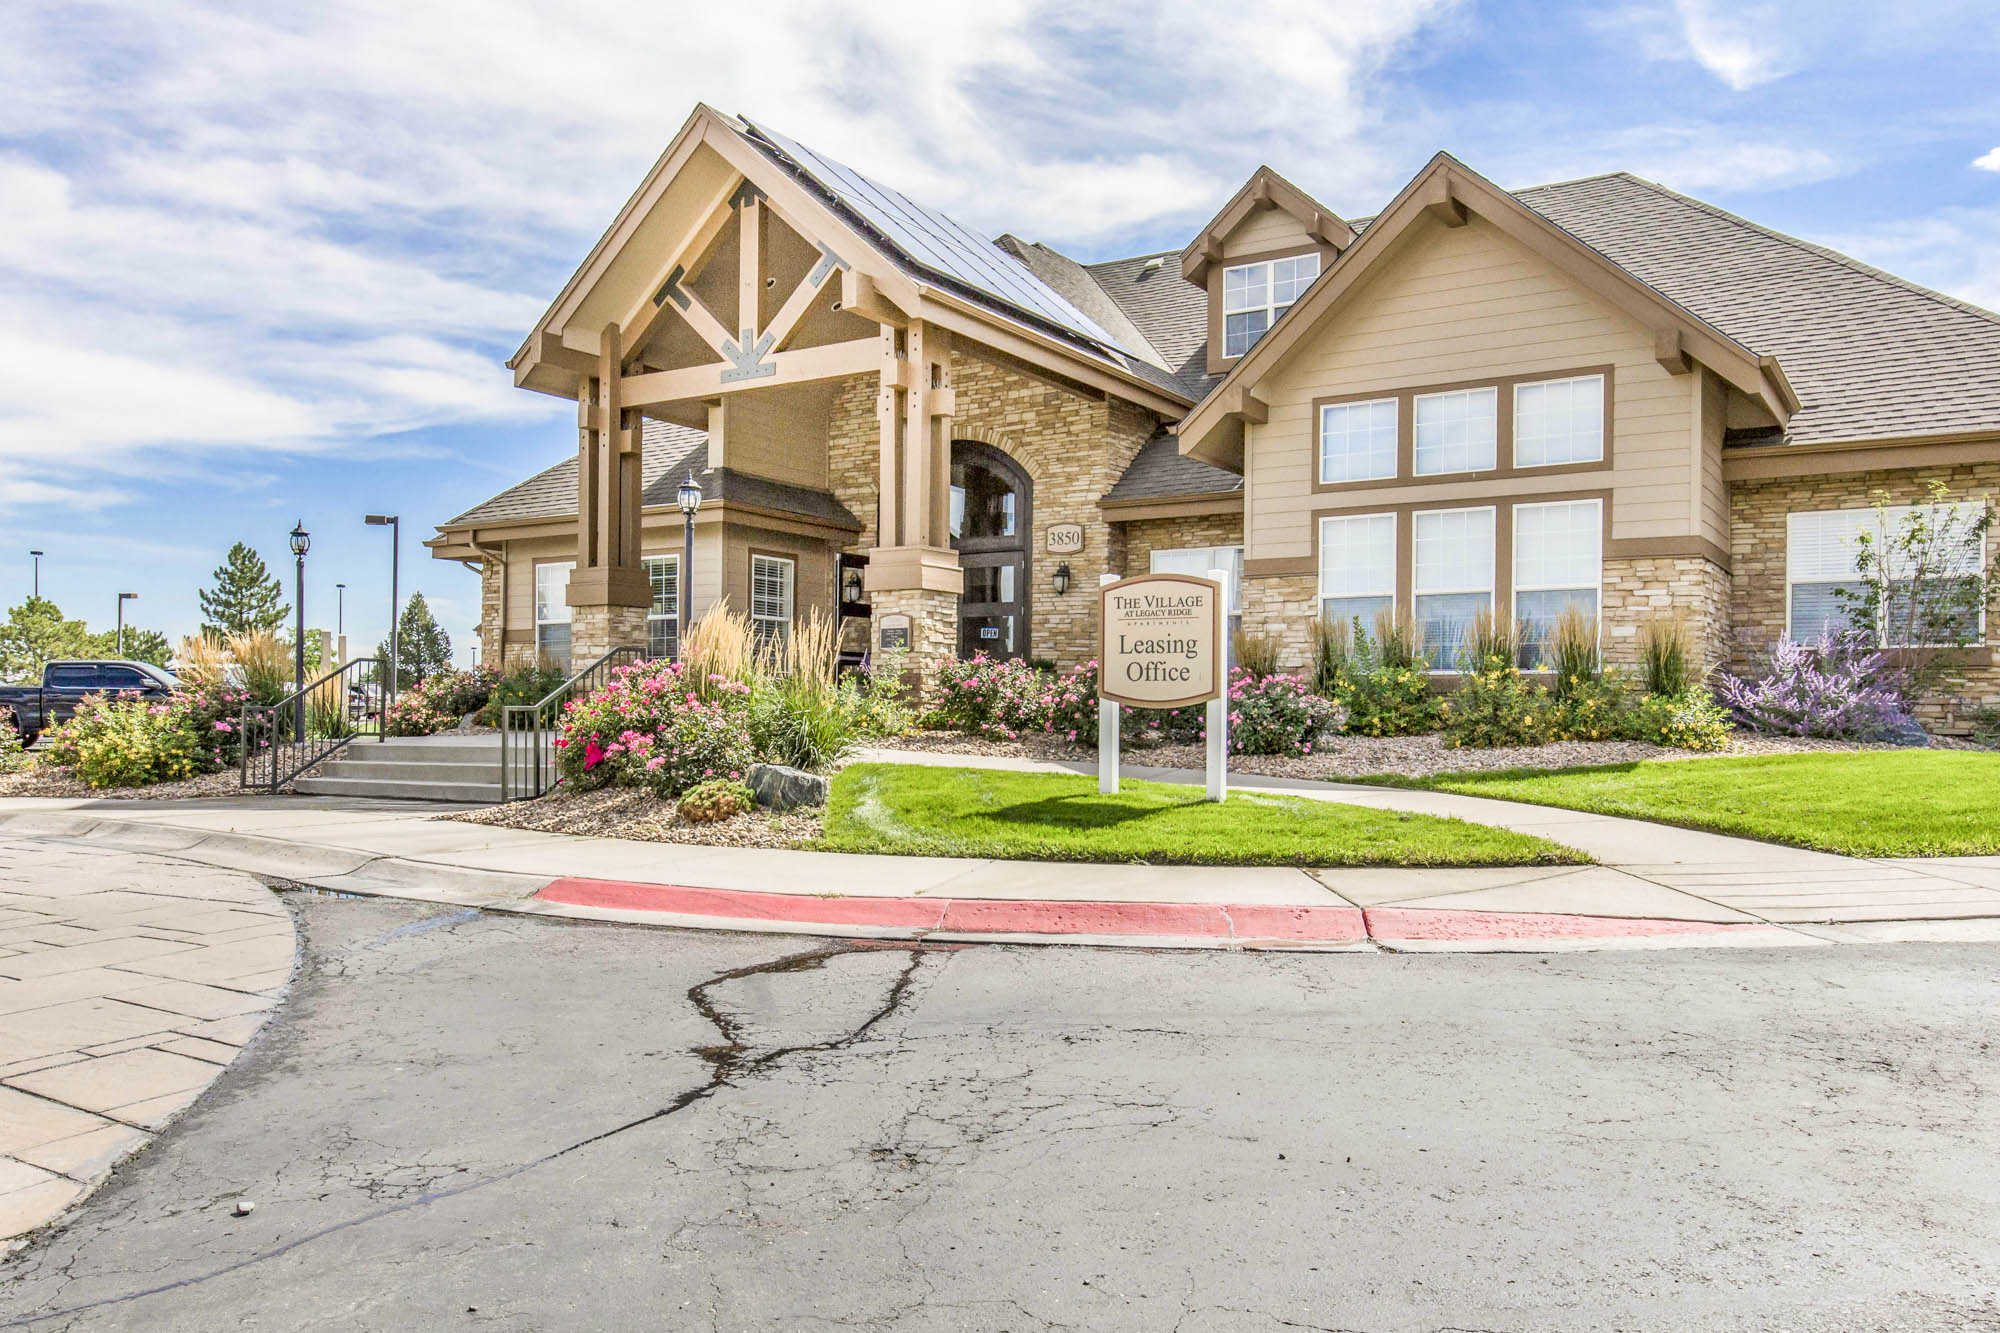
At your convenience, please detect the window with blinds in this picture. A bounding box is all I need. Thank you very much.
[643,555,679,660]
[750,554,795,649]
[1318,512,1397,637]
[1788,503,1988,644]
[533,561,574,672]
[1413,506,1495,669]
[1513,499,1602,668]
[1151,545,1244,636]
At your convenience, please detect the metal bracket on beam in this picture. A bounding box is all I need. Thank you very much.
[729,180,767,210]
[719,330,779,383]
[808,240,848,286]
[653,266,691,311]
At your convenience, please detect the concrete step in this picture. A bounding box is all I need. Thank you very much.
[365,737,510,759]
[291,775,501,803]
[315,759,504,784]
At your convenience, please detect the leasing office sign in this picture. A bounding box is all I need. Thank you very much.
[1097,574,1225,708]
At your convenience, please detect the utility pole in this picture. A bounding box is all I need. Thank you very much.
[116,593,137,657]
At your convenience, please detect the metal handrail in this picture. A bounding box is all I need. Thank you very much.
[499,645,646,802]
[240,656,387,793]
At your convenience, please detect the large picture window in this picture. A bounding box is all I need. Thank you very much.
[1413,506,1495,669]
[1413,387,1498,476]
[643,554,680,660]
[750,553,795,651]
[533,561,573,672]
[1513,499,1602,668]
[1318,513,1397,633]
[1787,504,1987,645]
[1152,545,1245,638]
[1513,374,1605,467]
[1319,397,1398,485]
[1222,253,1320,358]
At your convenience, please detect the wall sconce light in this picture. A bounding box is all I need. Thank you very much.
[1051,562,1072,596]
[843,567,865,604]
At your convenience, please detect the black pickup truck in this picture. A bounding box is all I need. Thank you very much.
[0,660,178,746]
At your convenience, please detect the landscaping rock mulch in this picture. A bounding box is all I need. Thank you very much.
[867,728,1947,781]
[448,786,822,849]
[0,763,268,801]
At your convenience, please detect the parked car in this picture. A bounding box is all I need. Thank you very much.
[0,660,178,747]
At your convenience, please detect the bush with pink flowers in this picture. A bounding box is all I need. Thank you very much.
[384,667,496,736]
[1225,668,1339,756]
[553,660,755,797]
[41,682,251,788]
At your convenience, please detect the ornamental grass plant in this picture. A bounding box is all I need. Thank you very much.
[1549,604,1600,696]
[1308,614,1354,696]
[1637,613,1694,699]
[1231,630,1281,680]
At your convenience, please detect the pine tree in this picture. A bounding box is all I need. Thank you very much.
[377,593,452,689]
[0,597,99,682]
[198,543,289,636]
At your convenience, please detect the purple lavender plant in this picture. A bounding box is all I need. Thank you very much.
[1716,632,1916,740]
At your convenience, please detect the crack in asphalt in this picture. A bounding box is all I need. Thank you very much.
[2,937,940,1330]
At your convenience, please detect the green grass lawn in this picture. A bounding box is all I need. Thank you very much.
[1361,750,2000,858]
[812,763,1585,867]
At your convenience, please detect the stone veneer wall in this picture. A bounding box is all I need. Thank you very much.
[1239,576,1319,669]
[1118,513,1246,577]
[825,354,1160,667]
[568,604,649,670]
[1731,461,2000,733]
[1602,555,1731,675]
[478,559,505,668]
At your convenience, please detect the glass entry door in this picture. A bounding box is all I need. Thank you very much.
[950,442,1032,661]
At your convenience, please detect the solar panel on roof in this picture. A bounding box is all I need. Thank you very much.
[741,117,1129,355]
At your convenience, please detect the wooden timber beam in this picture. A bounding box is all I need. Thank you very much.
[620,337,879,409]
[1654,327,1693,375]
[615,183,738,363]
[765,239,851,352]
[1421,173,1468,228]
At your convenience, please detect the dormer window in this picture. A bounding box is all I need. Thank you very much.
[1222,253,1321,357]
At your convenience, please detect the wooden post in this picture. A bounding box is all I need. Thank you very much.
[901,320,929,547]
[876,326,901,547]
[1206,567,1230,802]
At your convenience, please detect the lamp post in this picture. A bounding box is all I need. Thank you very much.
[335,583,345,637]
[289,522,310,741]
[676,473,702,661]
[29,551,43,600]
[116,593,137,656]
[364,515,400,707]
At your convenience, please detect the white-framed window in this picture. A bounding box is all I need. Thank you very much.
[1513,374,1605,468]
[643,554,680,660]
[1222,252,1321,358]
[1318,513,1397,635]
[1413,506,1495,670]
[750,553,795,650]
[533,561,574,672]
[1319,397,1399,485]
[1787,504,1988,645]
[1513,499,1603,669]
[1414,386,1498,475]
[1151,545,1245,637]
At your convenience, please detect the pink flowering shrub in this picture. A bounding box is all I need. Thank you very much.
[384,667,497,737]
[1225,668,1339,756]
[926,654,1054,739]
[553,659,754,797]
[42,683,251,788]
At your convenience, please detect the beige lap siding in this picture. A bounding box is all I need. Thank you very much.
[1730,462,2000,733]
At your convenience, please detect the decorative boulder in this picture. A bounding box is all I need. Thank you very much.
[746,763,830,811]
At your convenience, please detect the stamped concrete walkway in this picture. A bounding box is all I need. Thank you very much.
[0,835,294,1250]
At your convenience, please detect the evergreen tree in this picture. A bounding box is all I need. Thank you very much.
[377,593,452,689]
[198,543,289,636]
[118,628,173,668]
[0,597,99,681]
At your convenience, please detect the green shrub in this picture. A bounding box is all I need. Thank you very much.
[1460,609,1520,677]
[482,662,567,727]
[1337,663,1441,737]
[0,708,30,774]
[1973,706,2000,748]
[1226,669,1339,756]
[48,694,206,788]
[1231,630,1282,680]
[1638,613,1694,699]
[677,779,756,824]
[384,666,496,736]
[1440,666,1552,749]
[1626,687,1731,751]
[1371,608,1421,670]
[748,682,860,773]
[1550,676,1633,741]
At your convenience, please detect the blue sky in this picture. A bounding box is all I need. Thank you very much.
[3,0,1996,663]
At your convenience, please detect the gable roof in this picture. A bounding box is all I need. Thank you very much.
[1101,434,1243,505]
[1180,165,1356,286]
[441,421,859,532]
[1178,153,1799,464]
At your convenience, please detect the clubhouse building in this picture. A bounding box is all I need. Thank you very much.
[430,104,2000,729]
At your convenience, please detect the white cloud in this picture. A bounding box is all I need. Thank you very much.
[1671,0,1800,89]
[1975,147,2000,172]
[1822,208,2000,318]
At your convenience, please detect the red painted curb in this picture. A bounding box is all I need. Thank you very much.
[534,877,1765,946]
[1363,906,1758,940]
[536,877,1368,941]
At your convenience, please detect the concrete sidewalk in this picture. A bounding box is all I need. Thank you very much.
[0,836,294,1250]
[4,765,1999,951]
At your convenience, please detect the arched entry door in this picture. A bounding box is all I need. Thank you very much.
[950,442,1031,659]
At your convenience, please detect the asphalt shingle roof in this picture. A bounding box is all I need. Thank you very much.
[1101,435,1243,505]
[444,421,858,531]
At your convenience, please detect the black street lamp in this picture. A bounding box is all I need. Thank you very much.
[29,550,43,600]
[116,592,137,656]
[365,514,400,705]
[335,582,346,638]
[289,521,310,741]
[676,473,702,661]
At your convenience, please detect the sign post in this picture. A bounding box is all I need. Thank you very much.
[1097,570,1229,801]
